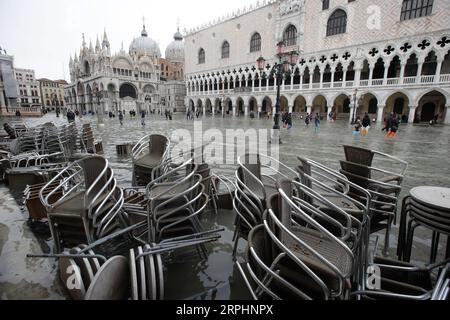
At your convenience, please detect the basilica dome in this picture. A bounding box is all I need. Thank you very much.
[129,26,161,59]
[165,28,184,63]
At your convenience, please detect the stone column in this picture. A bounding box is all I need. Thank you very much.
[212,105,215,117]
[382,63,390,85]
[309,73,313,89]
[203,105,206,118]
[244,105,249,117]
[232,105,236,117]
[416,60,424,83]
[307,105,312,115]
[435,59,443,83]
[300,73,304,89]
[354,67,362,87]
[258,105,262,119]
[444,105,450,125]
[408,106,416,124]
[289,106,293,114]
[342,68,347,86]
[377,105,385,124]
[368,64,374,85]
[319,68,324,88]
[330,69,335,88]
[399,62,406,84]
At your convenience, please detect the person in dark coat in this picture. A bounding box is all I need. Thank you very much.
[66,109,75,123]
[118,111,124,125]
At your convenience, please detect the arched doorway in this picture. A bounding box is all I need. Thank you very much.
[119,83,137,99]
[385,92,410,122]
[205,99,212,114]
[418,91,447,123]
[358,93,378,118]
[421,103,436,122]
[249,97,257,112]
[279,96,289,113]
[119,83,138,112]
[312,95,327,115]
[237,98,244,116]
[333,94,350,118]
[293,95,306,113]
[262,97,272,115]
[215,98,221,114]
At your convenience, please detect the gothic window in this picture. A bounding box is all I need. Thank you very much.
[198,48,205,64]
[250,33,262,53]
[327,9,347,36]
[401,0,433,21]
[283,25,297,47]
[323,0,330,10]
[222,41,230,59]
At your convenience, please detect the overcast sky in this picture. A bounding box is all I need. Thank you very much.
[0,0,257,80]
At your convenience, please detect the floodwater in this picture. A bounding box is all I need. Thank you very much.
[0,112,449,300]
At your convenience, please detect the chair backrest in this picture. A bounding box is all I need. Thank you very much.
[149,135,169,158]
[78,156,108,195]
[344,145,374,166]
[241,153,262,183]
[340,160,371,179]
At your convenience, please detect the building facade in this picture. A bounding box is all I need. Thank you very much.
[65,25,186,115]
[15,68,42,111]
[38,78,67,110]
[184,0,450,124]
[65,27,161,114]
[159,28,186,112]
[0,48,19,114]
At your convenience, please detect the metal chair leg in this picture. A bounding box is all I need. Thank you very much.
[430,231,440,264]
[405,221,419,263]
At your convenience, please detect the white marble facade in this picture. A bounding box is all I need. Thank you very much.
[185,0,450,124]
[66,26,164,114]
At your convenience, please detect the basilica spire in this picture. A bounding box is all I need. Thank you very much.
[102,28,110,48]
[95,35,101,53]
[141,16,148,37]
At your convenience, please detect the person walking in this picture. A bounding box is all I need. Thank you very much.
[287,113,293,130]
[118,110,124,126]
[387,114,399,138]
[305,113,310,126]
[141,110,146,126]
[361,112,371,136]
[66,109,75,123]
[314,113,320,133]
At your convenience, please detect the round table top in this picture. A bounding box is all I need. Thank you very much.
[410,186,450,211]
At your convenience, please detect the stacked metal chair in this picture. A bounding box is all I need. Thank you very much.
[398,194,450,263]
[146,160,208,246]
[39,156,124,252]
[339,145,407,253]
[295,156,371,289]
[132,134,170,187]
[351,256,450,300]
[237,178,357,300]
[233,153,297,255]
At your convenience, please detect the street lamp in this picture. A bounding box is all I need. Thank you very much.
[96,90,104,126]
[350,88,358,125]
[257,41,299,143]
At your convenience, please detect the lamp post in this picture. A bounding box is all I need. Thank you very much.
[350,88,358,125]
[96,91,104,126]
[257,41,299,143]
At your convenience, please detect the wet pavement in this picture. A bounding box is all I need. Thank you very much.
[0,112,449,299]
